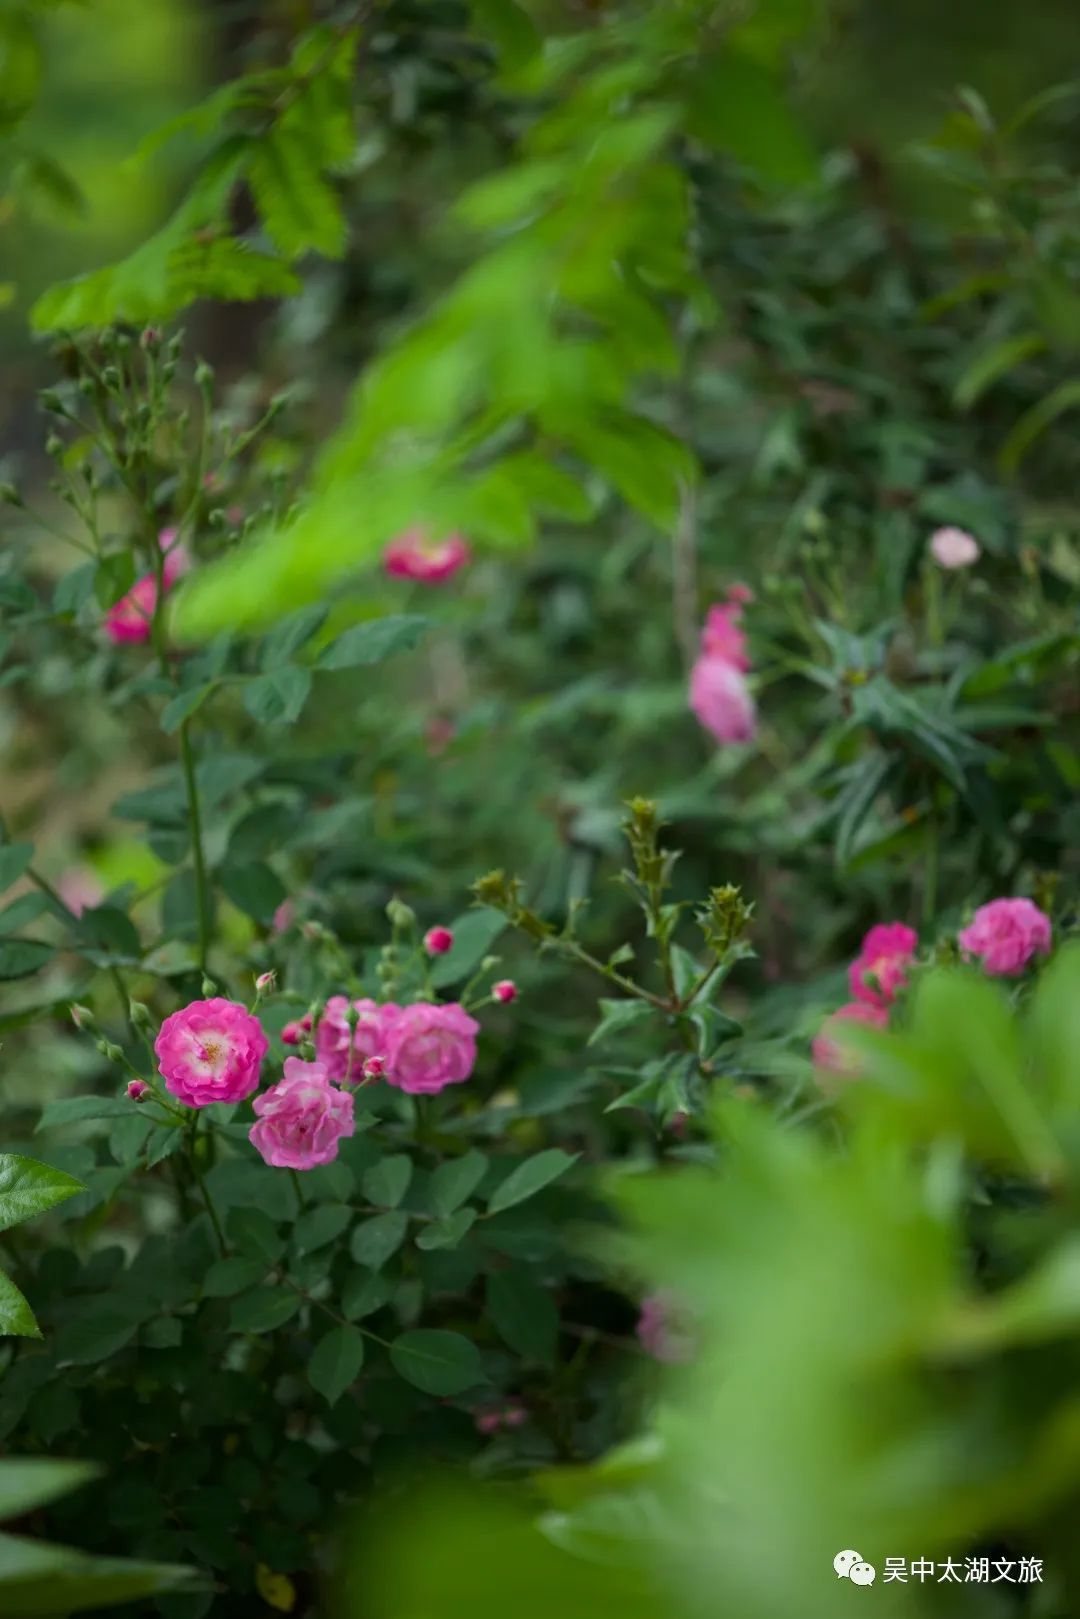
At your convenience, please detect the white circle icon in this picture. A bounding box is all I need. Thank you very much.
[850,1562,876,1586]
[834,1550,862,1578]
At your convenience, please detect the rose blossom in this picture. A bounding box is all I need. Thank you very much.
[689,656,756,743]
[424,926,454,956]
[929,526,980,570]
[958,897,1052,977]
[492,980,517,1004]
[812,1001,888,1079]
[126,1079,149,1103]
[104,528,189,644]
[154,997,268,1107]
[315,996,398,1082]
[249,1057,355,1170]
[636,1292,695,1364]
[383,528,470,584]
[848,922,918,1009]
[700,603,750,670]
[383,1001,479,1095]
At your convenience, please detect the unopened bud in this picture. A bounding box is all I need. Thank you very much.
[424,926,454,956]
[140,327,162,351]
[362,1054,387,1079]
[386,897,416,930]
[255,971,276,994]
[96,1038,124,1063]
[128,1000,153,1028]
[492,979,517,1004]
[200,977,217,998]
[126,1079,150,1103]
[70,1002,95,1030]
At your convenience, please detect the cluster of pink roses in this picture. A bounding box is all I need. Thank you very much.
[153,989,484,1170]
[814,897,1053,1078]
[688,585,757,745]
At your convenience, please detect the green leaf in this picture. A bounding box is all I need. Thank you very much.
[953,331,1046,411]
[486,1269,558,1363]
[0,1154,83,1233]
[587,999,656,1046]
[316,615,429,670]
[430,910,507,989]
[202,1257,266,1298]
[227,1207,285,1264]
[55,1302,143,1365]
[429,1150,489,1219]
[0,843,33,894]
[260,605,328,668]
[293,1202,353,1252]
[249,127,346,259]
[684,50,816,186]
[486,1149,579,1215]
[361,1155,413,1210]
[307,1324,365,1406]
[999,379,1080,474]
[242,666,312,727]
[389,1329,485,1395]
[229,1287,301,1334]
[0,1528,196,1612]
[217,860,286,925]
[0,1269,39,1339]
[0,940,53,982]
[36,1097,134,1133]
[75,906,141,967]
[341,1270,392,1321]
[349,1211,409,1271]
[415,1209,477,1251]
[0,1460,97,1520]
[160,682,217,734]
[144,1317,182,1349]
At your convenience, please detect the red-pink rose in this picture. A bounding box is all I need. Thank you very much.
[154,997,268,1107]
[104,529,189,645]
[959,898,1052,977]
[383,528,470,584]
[848,922,918,1009]
[249,1057,355,1170]
[315,997,399,1082]
[383,1001,479,1095]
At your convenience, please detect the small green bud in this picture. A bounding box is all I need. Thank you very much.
[386,897,416,930]
[0,482,22,506]
[201,976,217,998]
[194,361,214,388]
[96,1038,124,1063]
[129,1000,153,1028]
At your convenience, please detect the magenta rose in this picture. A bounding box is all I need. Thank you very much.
[249,1057,355,1170]
[848,922,918,1009]
[315,996,399,1082]
[384,1001,479,1095]
[155,997,268,1107]
[959,898,1052,977]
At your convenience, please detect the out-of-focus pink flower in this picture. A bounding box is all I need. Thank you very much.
[104,529,190,645]
[474,1410,502,1435]
[281,1011,313,1046]
[812,1001,888,1079]
[154,997,268,1107]
[249,1057,355,1170]
[474,1402,527,1435]
[126,1079,150,1103]
[316,996,399,1083]
[636,1291,695,1363]
[929,527,980,569]
[273,900,295,935]
[849,922,918,1009]
[425,716,456,756]
[492,980,517,1004]
[959,898,1052,977]
[384,528,471,584]
[424,926,454,956]
[384,1001,479,1095]
[689,656,756,743]
[57,867,104,918]
[362,1054,387,1079]
[727,582,755,607]
[255,971,276,994]
[700,603,750,670]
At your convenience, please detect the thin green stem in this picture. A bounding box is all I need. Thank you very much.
[178,719,212,976]
[289,1169,307,1214]
[188,1117,227,1256]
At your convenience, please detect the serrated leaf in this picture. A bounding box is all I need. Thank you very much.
[430,910,507,989]
[242,666,312,727]
[429,1150,488,1218]
[161,682,217,734]
[316,615,429,670]
[0,1268,39,1338]
[486,1149,579,1215]
[0,1154,83,1232]
[248,127,346,259]
[307,1323,365,1405]
[389,1328,484,1395]
[587,999,656,1046]
[415,1208,477,1250]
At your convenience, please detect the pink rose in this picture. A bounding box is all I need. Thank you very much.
[848,922,918,1009]
[958,898,1052,977]
[249,1057,355,1170]
[700,603,750,670]
[689,655,756,743]
[154,997,268,1107]
[929,526,980,569]
[315,996,399,1082]
[424,926,454,956]
[636,1291,695,1363]
[384,528,470,584]
[57,867,104,918]
[272,899,296,935]
[384,1001,479,1095]
[104,529,190,644]
[812,1001,888,1079]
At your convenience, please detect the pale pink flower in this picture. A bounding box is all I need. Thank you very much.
[812,1001,888,1079]
[636,1291,695,1363]
[384,528,470,584]
[384,1001,479,1095]
[104,529,189,645]
[689,655,756,743]
[273,900,295,935]
[57,867,104,918]
[959,898,1052,977]
[154,997,268,1107]
[249,1057,355,1170]
[424,926,454,956]
[492,980,517,1004]
[849,922,918,1009]
[929,526,980,569]
[315,996,399,1083]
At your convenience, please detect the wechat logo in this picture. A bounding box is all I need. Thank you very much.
[834,1550,876,1587]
